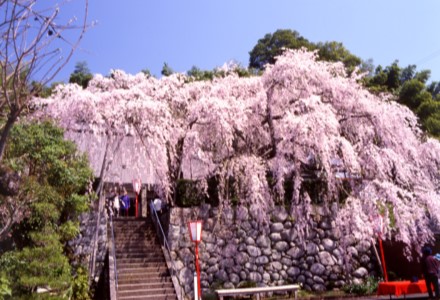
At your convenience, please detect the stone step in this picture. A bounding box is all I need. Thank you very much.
[117,287,176,298]
[114,244,161,249]
[118,269,170,277]
[117,274,171,284]
[117,281,173,291]
[117,293,177,300]
[115,248,162,254]
[115,243,159,247]
[117,257,166,264]
[114,237,157,241]
[114,233,157,238]
[113,218,177,300]
[117,261,166,269]
[116,252,164,259]
[115,247,162,255]
[118,266,168,274]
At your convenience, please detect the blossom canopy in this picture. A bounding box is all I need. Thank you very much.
[35,49,440,255]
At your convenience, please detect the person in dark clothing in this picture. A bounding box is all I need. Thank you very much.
[421,246,440,299]
[119,187,130,217]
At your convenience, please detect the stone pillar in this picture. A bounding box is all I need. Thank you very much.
[141,186,148,217]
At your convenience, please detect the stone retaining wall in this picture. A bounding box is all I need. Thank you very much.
[70,208,108,284]
[165,204,378,298]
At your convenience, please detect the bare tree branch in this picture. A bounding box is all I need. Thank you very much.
[0,0,91,160]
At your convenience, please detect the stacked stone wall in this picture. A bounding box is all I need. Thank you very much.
[166,204,377,297]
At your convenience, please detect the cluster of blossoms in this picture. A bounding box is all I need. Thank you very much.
[35,49,440,256]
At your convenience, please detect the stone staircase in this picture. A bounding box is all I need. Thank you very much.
[113,218,177,300]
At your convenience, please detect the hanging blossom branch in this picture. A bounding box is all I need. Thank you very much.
[35,49,440,259]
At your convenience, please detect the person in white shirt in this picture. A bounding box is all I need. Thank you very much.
[153,198,162,213]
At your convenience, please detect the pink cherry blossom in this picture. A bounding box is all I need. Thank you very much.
[34,49,440,257]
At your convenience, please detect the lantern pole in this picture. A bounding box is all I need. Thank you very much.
[195,240,202,300]
[188,220,202,300]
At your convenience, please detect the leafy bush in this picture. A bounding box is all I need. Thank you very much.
[0,121,93,298]
[175,177,220,207]
[342,276,379,296]
[70,267,91,300]
[0,273,11,300]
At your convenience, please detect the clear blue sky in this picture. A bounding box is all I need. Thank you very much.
[53,0,440,83]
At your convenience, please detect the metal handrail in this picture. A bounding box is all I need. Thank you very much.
[89,193,104,284]
[149,201,183,299]
[109,212,118,291]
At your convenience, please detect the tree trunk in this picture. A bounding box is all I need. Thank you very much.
[266,87,277,158]
[0,113,18,162]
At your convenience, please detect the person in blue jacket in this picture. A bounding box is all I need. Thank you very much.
[119,187,130,217]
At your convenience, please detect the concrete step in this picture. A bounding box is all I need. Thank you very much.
[117,293,177,300]
[117,281,174,291]
[115,247,162,256]
[115,248,162,256]
[117,263,167,270]
[117,274,172,284]
[117,261,166,269]
[113,218,177,299]
[118,266,168,275]
[114,234,156,239]
[116,252,165,259]
[115,241,161,250]
[117,287,176,298]
[117,257,166,264]
[114,238,158,243]
[118,269,170,278]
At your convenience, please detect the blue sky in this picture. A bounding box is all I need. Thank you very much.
[53,0,440,83]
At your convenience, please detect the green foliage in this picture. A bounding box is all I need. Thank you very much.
[186,64,253,83]
[69,61,93,89]
[0,273,11,300]
[342,276,379,296]
[187,66,215,81]
[424,116,440,137]
[416,100,440,120]
[141,68,152,77]
[249,29,314,70]
[175,179,205,207]
[316,41,362,73]
[427,81,440,99]
[1,121,93,298]
[361,59,440,139]
[30,81,63,99]
[70,267,91,300]
[161,62,174,77]
[249,29,361,73]
[175,177,222,207]
[16,231,71,292]
[399,79,431,110]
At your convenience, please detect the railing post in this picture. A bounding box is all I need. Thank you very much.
[149,201,184,300]
[194,272,198,300]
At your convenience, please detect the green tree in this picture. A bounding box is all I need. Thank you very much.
[141,68,152,77]
[427,81,440,100]
[249,29,314,70]
[187,66,214,81]
[249,29,362,72]
[0,121,93,298]
[398,79,432,110]
[69,61,93,89]
[316,41,362,73]
[161,62,174,77]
